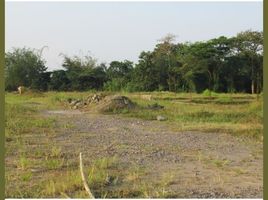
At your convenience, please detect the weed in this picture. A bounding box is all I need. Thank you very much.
[211,158,230,168]
[202,89,218,97]
[20,171,32,182]
[87,157,119,189]
[50,147,62,158]
[45,158,64,170]
[18,156,30,170]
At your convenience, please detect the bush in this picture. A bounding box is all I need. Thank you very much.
[202,89,218,97]
[104,78,137,92]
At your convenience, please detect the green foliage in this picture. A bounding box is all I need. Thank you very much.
[104,78,124,92]
[88,157,119,190]
[48,70,70,91]
[61,54,107,91]
[5,47,47,91]
[20,172,33,182]
[18,156,30,170]
[104,60,134,91]
[5,30,263,94]
[202,89,218,97]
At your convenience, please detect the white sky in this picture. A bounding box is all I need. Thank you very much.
[5,2,263,71]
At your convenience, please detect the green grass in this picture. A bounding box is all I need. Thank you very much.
[4,91,177,197]
[5,91,263,198]
[20,171,32,182]
[87,157,120,192]
[45,158,65,170]
[120,92,263,139]
[18,155,30,170]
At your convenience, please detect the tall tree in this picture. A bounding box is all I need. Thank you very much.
[61,54,101,90]
[235,30,263,94]
[155,34,178,91]
[131,51,159,91]
[5,47,47,91]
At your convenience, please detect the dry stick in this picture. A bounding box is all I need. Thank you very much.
[79,152,95,199]
[60,192,71,199]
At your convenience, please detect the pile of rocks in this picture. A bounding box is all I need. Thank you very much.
[67,93,136,112]
[68,99,84,110]
[90,93,106,103]
[68,93,106,110]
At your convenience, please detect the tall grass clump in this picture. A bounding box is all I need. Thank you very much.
[202,89,218,97]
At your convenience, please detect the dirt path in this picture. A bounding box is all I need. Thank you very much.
[44,109,263,198]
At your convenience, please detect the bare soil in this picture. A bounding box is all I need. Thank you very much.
[43,109,263,198]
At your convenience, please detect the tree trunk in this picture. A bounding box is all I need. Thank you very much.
[256,80,259,94]
[251,79,255,94]
[251,56,255,94]
[256,72,261,94]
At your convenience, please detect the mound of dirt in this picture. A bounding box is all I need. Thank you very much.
[67,93,136,113]
[95,95,136,112]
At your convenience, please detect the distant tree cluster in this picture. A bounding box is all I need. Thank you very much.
[5,30,263,93]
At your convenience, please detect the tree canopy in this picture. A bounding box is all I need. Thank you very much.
[5,47,47,91]
[5,30,263,94]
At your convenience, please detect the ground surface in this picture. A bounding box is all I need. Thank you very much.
[5,92,263,198]
[43,109,263,198]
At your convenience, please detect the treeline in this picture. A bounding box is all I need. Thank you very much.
[5,30,263,94]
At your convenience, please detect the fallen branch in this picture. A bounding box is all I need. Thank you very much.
[79,152,95,198]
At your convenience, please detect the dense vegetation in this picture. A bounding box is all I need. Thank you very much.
[5,30,263,94]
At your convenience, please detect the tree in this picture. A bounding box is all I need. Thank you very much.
[177,51,210,94]
[61,54,103,90]
[48,70,70,91]
[235,30,263,94]
[6,30,263,94]
[106,60,133,80]
[105,60,133,91]
[79,64,107,90]
[131,51,160,91]
[155,34,178,91]
[5,47,47,91]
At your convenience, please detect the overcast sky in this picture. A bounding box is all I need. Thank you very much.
[6,2,263,71]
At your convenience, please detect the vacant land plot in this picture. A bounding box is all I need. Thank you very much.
[5,91,263,198]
